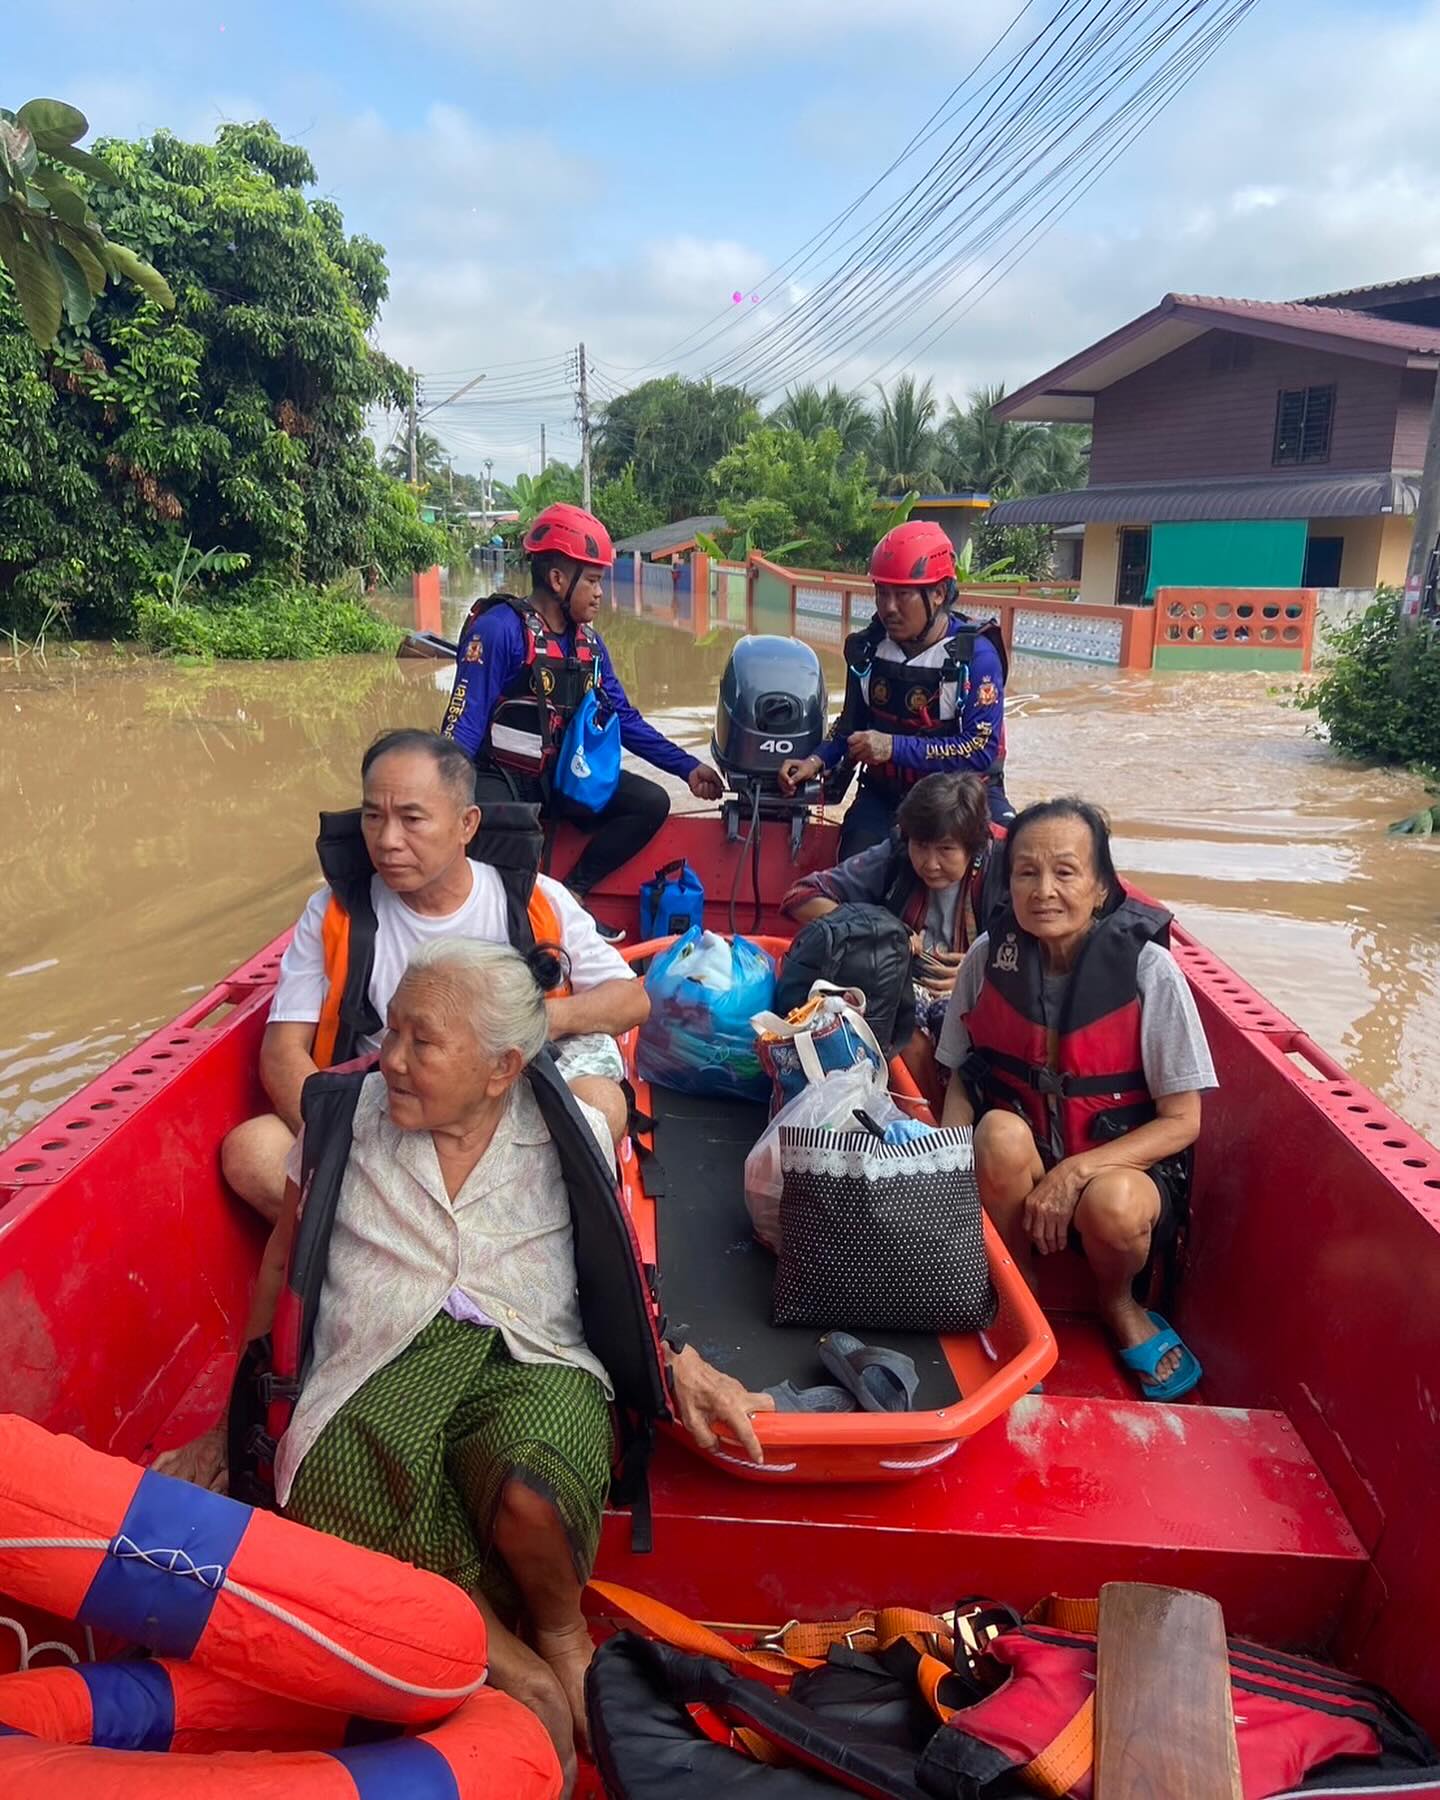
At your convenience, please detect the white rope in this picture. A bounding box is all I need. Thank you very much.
[0,1615,81,1670]
[222,1579,487,1701]
[0,1537,488,1703]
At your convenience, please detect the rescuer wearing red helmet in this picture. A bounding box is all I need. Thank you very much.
[442,502,724,939]
[779,519,1013,856]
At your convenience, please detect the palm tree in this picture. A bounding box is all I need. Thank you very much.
[872,376,941,494]
[1023,423,1091,494]
[381,427,448,484]
[769,383,874,464]
[939,384,1042,497]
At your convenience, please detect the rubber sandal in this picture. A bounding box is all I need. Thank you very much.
[817,1331,919,1414]
[1118,1310,1202,1401]
[763,1380,858,1413]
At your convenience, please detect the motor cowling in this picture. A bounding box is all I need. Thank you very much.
[711,635,826,788]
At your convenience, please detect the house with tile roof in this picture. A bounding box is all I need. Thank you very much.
[987,276,1440,607]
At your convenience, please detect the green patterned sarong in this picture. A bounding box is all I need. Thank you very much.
[285,1314,613,1615]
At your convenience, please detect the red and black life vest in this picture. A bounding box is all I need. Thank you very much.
[309,802,563,1070]
[844,611,1009,791]
[228,1056,671,1539]
[920,1619,1436,1799]
[963,894,1171,1158]
[466,592,602,776]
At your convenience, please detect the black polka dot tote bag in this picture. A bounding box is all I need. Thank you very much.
[772,1124,997,1333]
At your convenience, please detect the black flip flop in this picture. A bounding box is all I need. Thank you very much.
[763,1380,859,1413]
[817,1331,919,1414]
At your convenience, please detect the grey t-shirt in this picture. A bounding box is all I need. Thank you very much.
[924,884,959,954]
[936,933,1217,1156]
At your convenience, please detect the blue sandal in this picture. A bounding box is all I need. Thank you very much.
[1118,1311,1202,1401]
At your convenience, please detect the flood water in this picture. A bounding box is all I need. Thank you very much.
[2,580,1437,1149]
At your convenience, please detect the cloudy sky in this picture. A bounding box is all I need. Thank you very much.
[15,0,1440,479]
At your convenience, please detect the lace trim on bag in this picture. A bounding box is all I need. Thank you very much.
[777,1125,974,1180]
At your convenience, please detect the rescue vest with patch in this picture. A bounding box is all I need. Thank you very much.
[310,802,570,1071]
[229,1059,671,1536]
[963,893,1171,1157]
[466,591,602,776]
[845,611,1009,791]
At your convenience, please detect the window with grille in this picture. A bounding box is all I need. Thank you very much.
[1273,385,1335,465]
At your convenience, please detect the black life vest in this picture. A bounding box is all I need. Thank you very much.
[311,802,550,1069]
[963,893,1172,1158]
[586,1622,1437,1800]
[844,611,1009,791]
[465,591,602,776]
[229,1057,671,1539]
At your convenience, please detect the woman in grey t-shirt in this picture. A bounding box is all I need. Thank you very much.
[938,797,1214,1400]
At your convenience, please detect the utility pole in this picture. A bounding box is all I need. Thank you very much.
[577,340,592,511]
[407,366,418,484]
[483,458,494,517]
[540,422,547,472]
[1402,363,1440,624]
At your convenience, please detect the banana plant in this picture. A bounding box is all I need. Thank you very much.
[1388,770,1440,838]
[0,98,174,347]
[694,525,813,563]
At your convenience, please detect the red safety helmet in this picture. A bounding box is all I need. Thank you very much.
[523,503,615,569]
[869,519,956,589]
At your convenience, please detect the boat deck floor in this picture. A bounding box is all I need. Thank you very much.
[604,1084,1369,1651]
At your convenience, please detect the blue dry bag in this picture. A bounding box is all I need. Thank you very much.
[552,688,620,814]
[636,928,776,1102]
[639,859,707,941]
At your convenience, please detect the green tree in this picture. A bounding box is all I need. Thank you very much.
[1023,422,1090,494]
[593,375,760,519]
[0,98,172,347]
[0,119,442,639]
[381,426,448,485]
[872,375,941,494]
[592,463,664,544]
[768,382,873,465]
[709,425,885,568]
[508,462,583,525]
[939,383,1090,497]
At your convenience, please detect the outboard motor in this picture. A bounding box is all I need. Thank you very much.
[711,634,827,853]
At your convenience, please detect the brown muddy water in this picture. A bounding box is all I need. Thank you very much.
[2,585,1437,1149]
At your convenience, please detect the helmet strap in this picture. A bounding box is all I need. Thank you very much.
[895,584,948,653]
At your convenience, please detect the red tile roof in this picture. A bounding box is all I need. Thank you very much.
[1168,293,1440,357]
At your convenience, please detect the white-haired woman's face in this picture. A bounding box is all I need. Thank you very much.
[380,970,522,1132]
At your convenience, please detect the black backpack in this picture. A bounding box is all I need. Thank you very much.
[775,903,916,1059]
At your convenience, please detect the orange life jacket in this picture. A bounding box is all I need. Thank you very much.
[307,802,570,1071]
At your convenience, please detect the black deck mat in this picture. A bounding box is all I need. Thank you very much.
[650,1085,962,1406]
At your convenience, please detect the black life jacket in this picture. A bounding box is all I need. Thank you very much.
[963,893,1172,1158]
[311,802,548,1068]
[844,611,1009,791]
[774,903,916,1060]
[464,591,602,776]
[586,1624,1438,1800]
[230,1057,671,1541]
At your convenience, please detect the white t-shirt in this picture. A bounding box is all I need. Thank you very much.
[269,861,632,1054]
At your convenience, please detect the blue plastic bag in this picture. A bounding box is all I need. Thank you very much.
[639,859,706,941]
[637,928,776,1101]
[552,689,620,814]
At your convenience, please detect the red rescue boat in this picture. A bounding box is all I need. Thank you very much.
[2,808,1439,1769]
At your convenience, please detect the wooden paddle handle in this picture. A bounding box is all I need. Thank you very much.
[1094,1582,1242,1800]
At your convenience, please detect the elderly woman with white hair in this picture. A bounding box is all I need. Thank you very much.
[162,936,773,1786]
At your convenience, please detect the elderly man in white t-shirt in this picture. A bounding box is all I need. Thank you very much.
[221,730,648,1223]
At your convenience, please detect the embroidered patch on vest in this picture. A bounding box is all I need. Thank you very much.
[995,933,1020,974]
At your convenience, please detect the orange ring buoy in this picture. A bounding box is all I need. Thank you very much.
[0,1676,561,1797]
[0,1414,485,1725]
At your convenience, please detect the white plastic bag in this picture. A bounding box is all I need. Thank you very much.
[744,1062,905,1252]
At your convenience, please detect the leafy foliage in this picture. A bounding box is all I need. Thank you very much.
[970,517,1054,580]
[871,376,941,495]
[768,383,874,465]
[0,98,173,348]
[0,118,446,644]
[592,463,664,544]
[709,426,891,568]
[135,578,401,660]
[594,376,760,520]
[940,384,1090,497]
[1301,591,1440,776]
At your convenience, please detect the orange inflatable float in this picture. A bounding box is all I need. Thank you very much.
[0,1415,484,1724]
[0,1673,560,1796]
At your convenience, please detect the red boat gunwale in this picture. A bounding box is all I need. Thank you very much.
[2,814,1440,1746]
